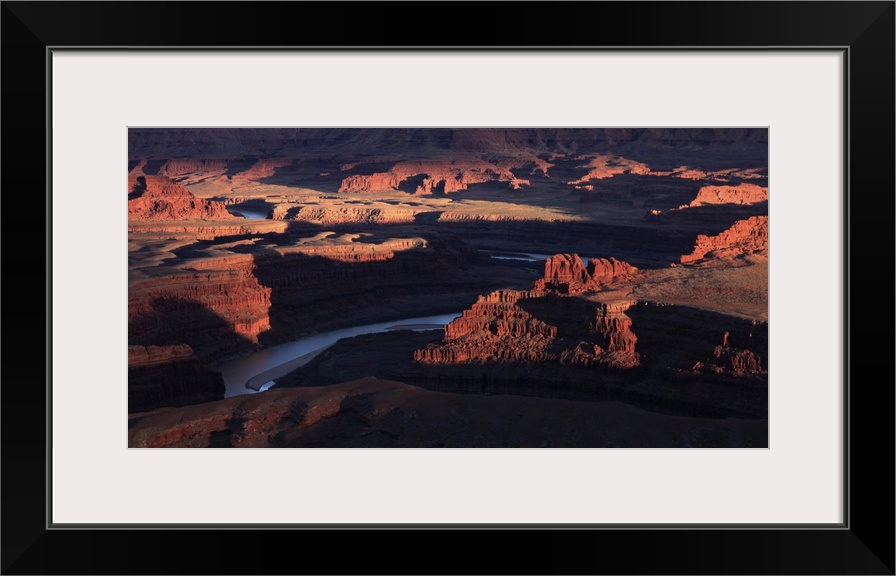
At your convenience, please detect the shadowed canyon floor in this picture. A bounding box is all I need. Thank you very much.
[128,128,769,447]
[129,377,767,448]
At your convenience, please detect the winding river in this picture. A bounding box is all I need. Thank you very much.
[211,253,577,397]
[214,312,462,398]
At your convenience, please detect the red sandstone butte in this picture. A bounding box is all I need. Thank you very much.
[535,254,638,294]
[414,253,640,369]
[414,293,639,369]
[687,183,768,207]
[680,216,768,264]
[128,175,235,220]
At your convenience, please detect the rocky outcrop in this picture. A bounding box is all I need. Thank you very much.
[627,303,768,376]
[128,344,225,413]
[708,347,764,375]
[415,254,640,370]
[412,252,767,419]
[128,175,235,220]
[541,253,589,285]
[282,236,427,263]
[691,325,767,376]
[416,294,639,369]
[687,183,768,207]
[680,216,768,264]
[339,172,403,193]
[670,166,767,182]
[568,154,653,184]
[534,254,638,294]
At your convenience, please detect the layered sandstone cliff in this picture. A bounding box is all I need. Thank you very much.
[128,175,235,220]
[680,215,768,264]
[128,254,272,360]
[128,344,193,367]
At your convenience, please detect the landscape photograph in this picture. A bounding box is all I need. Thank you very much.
[127,127,769,448]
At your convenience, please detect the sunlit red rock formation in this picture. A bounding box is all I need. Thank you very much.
[534,254,638,294]
[281,236,426,263]
[128,175,235,220]
[680,216,768,264]
[541,253,589,285]
[414,294,639,369]
[339,172,403,193]
[568,154,653,185]
[669,166,767,181]
[687,183,768,207]
[415,253,640,369]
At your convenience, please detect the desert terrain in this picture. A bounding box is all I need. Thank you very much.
[127,128,768,447]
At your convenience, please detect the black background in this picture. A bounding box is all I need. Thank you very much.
[2,2,893,574]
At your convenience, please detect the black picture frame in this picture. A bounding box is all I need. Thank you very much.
[2,2,892,574]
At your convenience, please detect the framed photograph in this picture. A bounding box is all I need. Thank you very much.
[4,1,892,574]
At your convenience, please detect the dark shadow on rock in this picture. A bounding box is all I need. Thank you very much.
[274,330,443,389]
[397,173,428,195]
[222,156,258,180]
[128,175,147,200]
[128,360,225,413]
[412,211,443,224]
[129,296,256,361]
[243,231,504,348]
[141,159,166,176]
[128,296,254,412]
[223,199,272,218]
[258,157,345,193]
[207,415,246,448]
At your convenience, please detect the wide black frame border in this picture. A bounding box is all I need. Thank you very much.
[2,2,893,574]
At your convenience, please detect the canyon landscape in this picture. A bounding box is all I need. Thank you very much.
[127,128,769,448]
